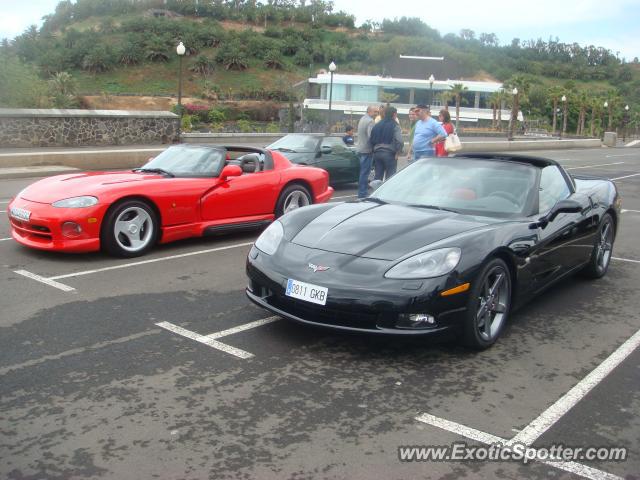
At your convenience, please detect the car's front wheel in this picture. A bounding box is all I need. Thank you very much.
[581,213,614,279]
[462,258,512,349]
[275,184,311,217]
[101,199,158,257]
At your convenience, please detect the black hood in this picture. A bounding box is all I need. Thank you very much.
[291,202,501,260]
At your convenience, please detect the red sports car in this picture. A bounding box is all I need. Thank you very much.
[7,145,333,257]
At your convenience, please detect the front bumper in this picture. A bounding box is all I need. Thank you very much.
[7,198,107,253]
[246,243,471,336]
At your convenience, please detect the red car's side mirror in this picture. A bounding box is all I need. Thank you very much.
[220,164,242,180]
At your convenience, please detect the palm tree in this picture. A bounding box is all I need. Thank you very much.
[449,83,468,128]
[488,91,503,130]
[605,89,622,130]
[437,90,455,111]
[547,85,564,135]
[504,75,531,140]
[575,91,590,135]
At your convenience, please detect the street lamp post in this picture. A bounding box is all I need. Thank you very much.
[623,104,630,142]
[428,74,435,107]
[176,42,186,114]
[508,87,518,141]
[561,95,567,139]
[327,61,336,133]
[603,101,608,137]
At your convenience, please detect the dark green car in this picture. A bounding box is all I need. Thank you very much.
[267,134,360,186]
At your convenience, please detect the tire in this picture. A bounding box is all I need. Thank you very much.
[462,258,512,349]
[101,199,158,258]
[275,184,311,218]
[581,213,614,279]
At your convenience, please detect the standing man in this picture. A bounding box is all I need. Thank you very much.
[370,106,403,181]
[356,105,377,198]
[405,107,418,162]
[412,104,447,160]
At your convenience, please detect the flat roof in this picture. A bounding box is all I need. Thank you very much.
[309,74,503,93]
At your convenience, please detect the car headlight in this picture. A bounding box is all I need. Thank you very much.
[51,196,98,208]
[385,247,461,279]
[254,221,284,255]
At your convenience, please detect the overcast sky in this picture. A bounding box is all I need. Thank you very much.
[1,0,638,60]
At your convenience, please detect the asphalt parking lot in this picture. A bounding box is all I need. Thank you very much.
[1,147,639,479]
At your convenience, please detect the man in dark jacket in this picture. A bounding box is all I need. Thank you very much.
[369,106,404,181]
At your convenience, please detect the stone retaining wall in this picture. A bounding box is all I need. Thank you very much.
[0,109,180,147]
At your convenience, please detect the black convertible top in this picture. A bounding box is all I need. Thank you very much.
[452,153,559,168]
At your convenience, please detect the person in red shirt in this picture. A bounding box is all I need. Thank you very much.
[435,109,455,157]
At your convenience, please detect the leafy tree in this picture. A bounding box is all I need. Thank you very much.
[48,71,78,108]
[449,83,468,128]
[0,53,50,107]
[144,37,170,62]
[190,55,215,75]
[264,50,285,69]
[82,45,116,73]
[216,42,249,70]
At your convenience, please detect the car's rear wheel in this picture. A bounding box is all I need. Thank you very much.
[581,213,614,279]
[462,258,512,349]
[101,199,158,257]
[275,184,311,217]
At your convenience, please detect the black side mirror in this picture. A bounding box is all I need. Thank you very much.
[320,145,332,154]
[531,199,582,229]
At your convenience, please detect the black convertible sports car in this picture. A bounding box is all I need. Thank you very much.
[246,154,621,348]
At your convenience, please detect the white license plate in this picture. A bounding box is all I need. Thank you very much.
[10,207,31,222]
[285,278,328,306]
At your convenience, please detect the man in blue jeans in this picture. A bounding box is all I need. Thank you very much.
[412,104,447,160]
[355,105,377,198]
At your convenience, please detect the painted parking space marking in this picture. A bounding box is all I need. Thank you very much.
[155,316,280,359]
[611,173,640,181]
[331,194,357,200]
[0,237,11,242]
[510,328,640,446]
[565,162,624,170]
[613,256,640,264]
[415,414,622,480]
[10,242,255,292]
[14,269,76,292]
[0,329,160,376]
[416,328,640,479]
[48,241,254,281]
[607,152,638,156]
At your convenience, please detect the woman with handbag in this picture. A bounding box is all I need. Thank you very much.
[435,109,456,157]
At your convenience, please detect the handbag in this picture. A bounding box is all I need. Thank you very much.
[444,132,462,152]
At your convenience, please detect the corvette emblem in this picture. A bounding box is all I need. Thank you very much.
[308,263,330,272]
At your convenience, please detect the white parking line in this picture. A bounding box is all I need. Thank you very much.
[155,316,280,359]
[0,329,160,375]
[332,194,357,200]
[415,414,622,480]
[14,269,76,292]
[611,173,640,181]
[606,152,638,157]
[206,316,280,339]
[621,209,640,213]
[613,256,640,264]
[510,328,640,446]
[0,200,9,204]
[565,162,624,170]
[48,241,254,281]
[0,237,11,242]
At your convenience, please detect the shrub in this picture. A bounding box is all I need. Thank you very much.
[236,119,253,133]
[181,114,193,132]
[208,108,226,123]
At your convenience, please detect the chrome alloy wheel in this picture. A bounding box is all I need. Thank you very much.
[113,206,154,253]
[283,190,310,214]
[475,266,510,342]
[595,220,613,272]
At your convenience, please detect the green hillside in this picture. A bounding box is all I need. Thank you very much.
[1,0,638,133]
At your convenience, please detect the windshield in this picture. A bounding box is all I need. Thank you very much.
[372,157,539,218]
[142,146,226,177]
[268,135,320,153]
